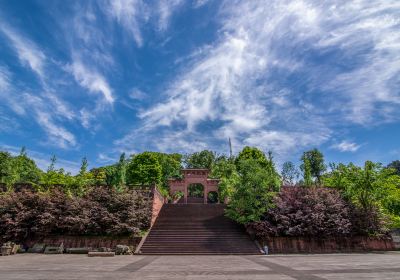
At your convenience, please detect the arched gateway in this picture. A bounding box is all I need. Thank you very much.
[168,169,219,204]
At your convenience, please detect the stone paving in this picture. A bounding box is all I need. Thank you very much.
[0,252,399,279]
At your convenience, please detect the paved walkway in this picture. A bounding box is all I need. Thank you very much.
[1,253,400,279]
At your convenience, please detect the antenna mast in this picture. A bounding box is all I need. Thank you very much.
[229,138,233,158]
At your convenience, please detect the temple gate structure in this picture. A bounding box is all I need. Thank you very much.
[168,169,219,204]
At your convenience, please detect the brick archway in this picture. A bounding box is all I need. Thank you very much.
[168,169,219,204]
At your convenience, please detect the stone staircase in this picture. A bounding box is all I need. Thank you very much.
[138,204,262,254]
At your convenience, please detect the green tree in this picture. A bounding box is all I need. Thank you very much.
[387,160,400,176]
[302,158,313,187]
[14,151,41,185]
[0,148,42,186]
[126,152,162,186]
[324,161,400,229]
[300,149,326,185]
[90,167,107,185]
[281,161,299,186]
[151,152,182,186]
[40,155,70,190]
[235,146,267,168]
[184,150,216,169]
[0,151,13,185]
[113,153,127,192]
[71,157,93,196]
[211,156,239,201]
[226,157,281,224]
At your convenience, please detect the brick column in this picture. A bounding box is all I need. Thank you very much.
[184,180,188,204]
[204,181,207,204]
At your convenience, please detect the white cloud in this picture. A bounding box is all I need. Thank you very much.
[105,0,148,47]
[103,0,184,46]
[0,24,46,78]
[68,60,114,104]
[0,66,10,91]
[129,88,147,100]
[331,141,361,153]
[23,94,77,148]
[157,0,184,31]
[124,0,400,158]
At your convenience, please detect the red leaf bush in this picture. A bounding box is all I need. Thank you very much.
[0,187,152,243]
[248,187,353,238]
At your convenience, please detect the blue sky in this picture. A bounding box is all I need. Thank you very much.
[1,0,400,173]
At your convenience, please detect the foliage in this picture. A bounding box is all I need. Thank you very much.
[235,146,268,169]
[97,154,128,192]
[155,152,182,185]
[39,155,71,190]
[302,158,313,187]
[188,183,204,197]
[324,161,400,229]
[0,148,42,187]
[0,188,152,243]
[207,191,218,203]
[281,161,299,186]
[300,149,326,185]
[171,191,184,203]
[126,152,162,186]
[248,187,352,238]
[226,156,281,224]
[184,150,216,169]
[211,156,239,201]
[89,167,107,185]
[387,160,400,176]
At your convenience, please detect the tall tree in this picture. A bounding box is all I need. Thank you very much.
[300,149,326,185]
[126,152,162,186]
[281,161,299,186]
[184,150,216,169]
[235,146,267,168]
[114,153,127,191]
[226,156,281,224]
[211,156,239,201]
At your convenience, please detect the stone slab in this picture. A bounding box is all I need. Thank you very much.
[0,252,399,279]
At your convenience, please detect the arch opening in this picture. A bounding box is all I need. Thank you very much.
[187,183,204,203]
[207,191,219,204]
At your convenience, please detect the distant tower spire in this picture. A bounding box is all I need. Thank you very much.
[229,138,233,158]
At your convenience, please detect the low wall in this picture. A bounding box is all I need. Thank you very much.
[258,236,395,254]
[150,186,165,227]
[27,235,142,249]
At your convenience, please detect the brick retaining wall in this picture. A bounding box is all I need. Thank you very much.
[258,236,395,254]
[27,235,142,249]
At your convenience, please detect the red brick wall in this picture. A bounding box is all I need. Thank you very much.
[150,186,165,227]
[27,235,142,249]
[258,236,395,254]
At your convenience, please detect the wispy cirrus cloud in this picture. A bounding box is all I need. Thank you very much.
[331,141,361,153]
[0,23,46,78]
[122,0,400,160]
[104,0,149,47]
[0,65,77,149]
[103,0,184,46]
[67,59,114,105]
[22,93,77,148]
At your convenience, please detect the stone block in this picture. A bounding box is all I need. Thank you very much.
[88,251,115,257]
[65,248,90,254]
[27,243,46,253]
[44,243,64,254]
